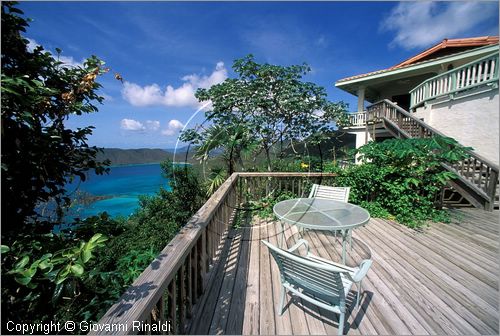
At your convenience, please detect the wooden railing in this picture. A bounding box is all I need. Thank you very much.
[347,112,367,127]
[91,174,239,335]
[367,99,499,210]
[92,172,337,335]
[410,53,499,109]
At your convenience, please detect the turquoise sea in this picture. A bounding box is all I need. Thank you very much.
[67,163,170,218]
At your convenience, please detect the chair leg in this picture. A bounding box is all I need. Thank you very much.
[338,313,345,335]
[356,281,362,308]
[280,222,284,247]
[278,285,286,316]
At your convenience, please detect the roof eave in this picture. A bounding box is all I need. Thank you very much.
[335,44,499,88]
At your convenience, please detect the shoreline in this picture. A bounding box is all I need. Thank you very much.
[108,162,192,168]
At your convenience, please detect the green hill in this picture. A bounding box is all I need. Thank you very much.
[96,148,194,166]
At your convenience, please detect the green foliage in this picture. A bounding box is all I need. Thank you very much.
[205,167,228,196]
[69,160,207,321]
[357,201,392,220]
[6,233,107,287]
[182,54,348,173]
[182,123,258,174]
[0,2,114,328]
[252,191,296,219]
[336,136,468,227]
[1,230,108,324]
[116,248,157,285]
[1,3,206,328]
[1,2,110,233]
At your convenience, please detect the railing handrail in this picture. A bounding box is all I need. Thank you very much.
[409,52,499,108]
[367,99,499,173]
[92,173,239,334]
[346,111,367,127]
[92,172,341,334]
[409,52,498,96]
[237,172,337,177]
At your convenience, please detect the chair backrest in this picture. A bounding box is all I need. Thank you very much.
[309,184,350,202]
[261,240,347,305]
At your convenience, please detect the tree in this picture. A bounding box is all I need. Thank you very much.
[183,54,348,172]
[181,123,257,175]
[1,2,110,234]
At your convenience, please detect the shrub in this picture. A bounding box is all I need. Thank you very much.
[336,136,468,227]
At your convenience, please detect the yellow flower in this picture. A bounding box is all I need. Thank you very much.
[300,162,309,169]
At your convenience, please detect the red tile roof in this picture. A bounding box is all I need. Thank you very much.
[337,36,499,84]
[391,36,499,69]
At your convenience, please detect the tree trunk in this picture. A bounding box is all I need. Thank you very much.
[228,146,235,175]
[264,146,272,172]
[317,143,323,172]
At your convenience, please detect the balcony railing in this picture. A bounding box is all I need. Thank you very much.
[91,172,337,335]
[410,53,499,109]
[347,112,366,127]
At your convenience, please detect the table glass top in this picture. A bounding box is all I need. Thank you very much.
[273,198,370,230]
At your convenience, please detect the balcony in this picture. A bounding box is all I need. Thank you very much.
[93,173,499,335]
[346,112,367,128]
[410,53,499,109]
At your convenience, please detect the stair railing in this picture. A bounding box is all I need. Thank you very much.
[367,99,499,210]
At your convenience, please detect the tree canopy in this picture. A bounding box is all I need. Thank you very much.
[181,54,349,172]
[1,2,110,234]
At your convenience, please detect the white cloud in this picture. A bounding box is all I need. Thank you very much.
[121,118,145,131]
[182,62,227,89]
[25,37,83,68]
[59,55,83,68]
[100,93,114,102]
[122,83,164,106]
[381,2,498,50]
[26,38,39,52]
[161,119,185,136]
[315,35,328,48]
[146,120,160,131]
[122,62,228,108]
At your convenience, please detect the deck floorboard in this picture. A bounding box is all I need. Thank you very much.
[188,209,499,335]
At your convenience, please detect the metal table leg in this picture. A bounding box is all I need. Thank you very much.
[342,229,348,264]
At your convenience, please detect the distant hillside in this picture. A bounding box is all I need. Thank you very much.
[96,148,194,166]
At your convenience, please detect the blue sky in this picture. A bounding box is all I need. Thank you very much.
[19,1,499,149]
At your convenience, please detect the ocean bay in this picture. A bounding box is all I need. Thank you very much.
[67,163,170,218]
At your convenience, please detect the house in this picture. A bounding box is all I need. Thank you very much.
[336,36,499,166]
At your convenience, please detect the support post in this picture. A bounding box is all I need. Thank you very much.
[357,86,366,113]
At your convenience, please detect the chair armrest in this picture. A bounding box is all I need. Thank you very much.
[351,259,372,283]
[287,239,309,254]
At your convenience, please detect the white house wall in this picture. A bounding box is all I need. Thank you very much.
[414,87,499,165]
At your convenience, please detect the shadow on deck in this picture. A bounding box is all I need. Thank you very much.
[189,208,499,335]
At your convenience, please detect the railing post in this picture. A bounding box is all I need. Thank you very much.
[168,279,177,334]
[450,72,457,91]
[486,170,498,211]
[179,264,186,333]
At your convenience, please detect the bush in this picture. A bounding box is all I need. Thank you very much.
[2,160,207,328]
[336,136,468,227]
[71,160,207,322]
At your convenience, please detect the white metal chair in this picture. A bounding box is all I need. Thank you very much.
[308,184,351,202]
[306,184,352,252]
[262,239,372,335]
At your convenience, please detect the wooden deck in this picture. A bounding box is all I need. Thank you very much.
[188,209,499,335]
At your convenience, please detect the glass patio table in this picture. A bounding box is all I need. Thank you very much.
[273,198,370,264]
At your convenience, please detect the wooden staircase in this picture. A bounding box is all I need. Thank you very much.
[366,99,499,211]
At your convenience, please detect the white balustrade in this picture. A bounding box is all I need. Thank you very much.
[410,53,498,108]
